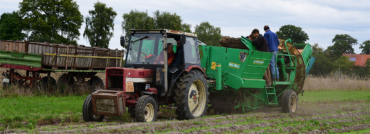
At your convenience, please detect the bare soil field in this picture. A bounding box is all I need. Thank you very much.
[3,100,370,134]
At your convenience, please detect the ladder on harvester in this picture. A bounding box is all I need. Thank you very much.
[264,86,278,105]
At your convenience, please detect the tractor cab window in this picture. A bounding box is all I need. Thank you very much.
[126,34,163,64]
[183,37,200,64]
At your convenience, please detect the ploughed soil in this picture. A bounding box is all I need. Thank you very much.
[4,101,370,134]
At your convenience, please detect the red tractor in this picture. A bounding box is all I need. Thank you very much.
[83,29,209,122]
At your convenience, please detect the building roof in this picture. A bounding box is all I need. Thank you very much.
[343,54,370,66]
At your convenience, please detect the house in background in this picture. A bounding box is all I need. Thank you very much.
[343,54,370,66]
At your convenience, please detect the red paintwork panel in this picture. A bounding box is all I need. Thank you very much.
[105,67,153,93]
[147,88,158,94]
[185,65,205,75]
[0,64,43,71]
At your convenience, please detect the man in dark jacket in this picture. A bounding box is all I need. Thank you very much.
[248,29,269,52]
[248,29,271,86]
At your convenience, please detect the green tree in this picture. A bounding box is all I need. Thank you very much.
[276,25,309,44]
[327,40,353,59]
[83,2,117,48]
[310,44,335,76]
[359,40,370,54]
[153,10,191,32]
[0,11,26,40]
[334,56,355,75]
[19,0,83,44]
[327,34,357,58]
[121,10,155,46]
[122,10,192,47]
[194,22,221,46]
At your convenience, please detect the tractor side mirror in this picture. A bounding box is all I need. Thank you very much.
[120,36,125,47]
[179,34,186,45]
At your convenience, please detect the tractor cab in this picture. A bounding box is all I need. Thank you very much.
[121,30,201,94]
[83,29,209,123]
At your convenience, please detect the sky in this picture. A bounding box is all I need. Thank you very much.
[1,0,369,54]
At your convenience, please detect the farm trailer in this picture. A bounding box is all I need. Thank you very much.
[83,29,315,122]
[0,40,124,90]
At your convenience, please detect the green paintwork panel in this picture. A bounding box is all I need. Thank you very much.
[0,50,42,68]
[301,43,312,67]
[242,78,266,88]
[199,45,272,90]
[240,36,256,50]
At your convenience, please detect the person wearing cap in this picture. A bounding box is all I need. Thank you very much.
[263,25,280,81]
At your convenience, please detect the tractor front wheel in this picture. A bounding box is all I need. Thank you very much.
[174,70,209,120]
[281,89,298,113]
[83,95,104,122]
[135,95,157,122]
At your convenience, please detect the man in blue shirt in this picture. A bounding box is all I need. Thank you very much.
[264,25,280,81]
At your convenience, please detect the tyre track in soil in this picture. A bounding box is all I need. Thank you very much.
[3,101,370,134]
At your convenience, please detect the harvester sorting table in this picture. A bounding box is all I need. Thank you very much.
[83,29,315,122]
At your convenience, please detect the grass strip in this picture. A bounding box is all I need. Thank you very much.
[299,90,370,102]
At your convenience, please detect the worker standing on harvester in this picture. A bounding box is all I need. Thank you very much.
[248,29,272,86]
[264,25,280,81]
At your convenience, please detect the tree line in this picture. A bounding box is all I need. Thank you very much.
[0,0,222,48]
[1,0,370,78]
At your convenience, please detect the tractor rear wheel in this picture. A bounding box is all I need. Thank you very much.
[174,70,209,120]
[83,95,104,122]
[281,89,298,113]
[135,95,157,122]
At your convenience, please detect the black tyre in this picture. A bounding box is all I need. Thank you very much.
[39,76,56,92]
[128,106,136,118]
[281,89,298,113]
[135,95,157,122]
[57,74,75,87]
[174,70,209,120]
[87,76,104,92]
[83,95,104,122]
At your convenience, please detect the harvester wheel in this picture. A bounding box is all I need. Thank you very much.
[83,94,104,122]
[135,95,157,122]
[281,90,298,113]
[88,76,104,92]
[174,70,209,120]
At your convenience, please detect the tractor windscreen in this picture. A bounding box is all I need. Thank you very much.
[126,33,178,65]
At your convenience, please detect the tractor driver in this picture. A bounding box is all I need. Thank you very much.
[169,36,184,73]
[154,43,175,65]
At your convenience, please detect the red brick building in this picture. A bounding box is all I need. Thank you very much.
[343,54,370,66]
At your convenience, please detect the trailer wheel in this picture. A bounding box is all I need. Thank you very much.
[83,94,104,122]
[39,76,56,92]
[135,95,157,122]
[57,74,75,87]
[174,70,209,120]
[88,76,104,92]
[281,89,298,113]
